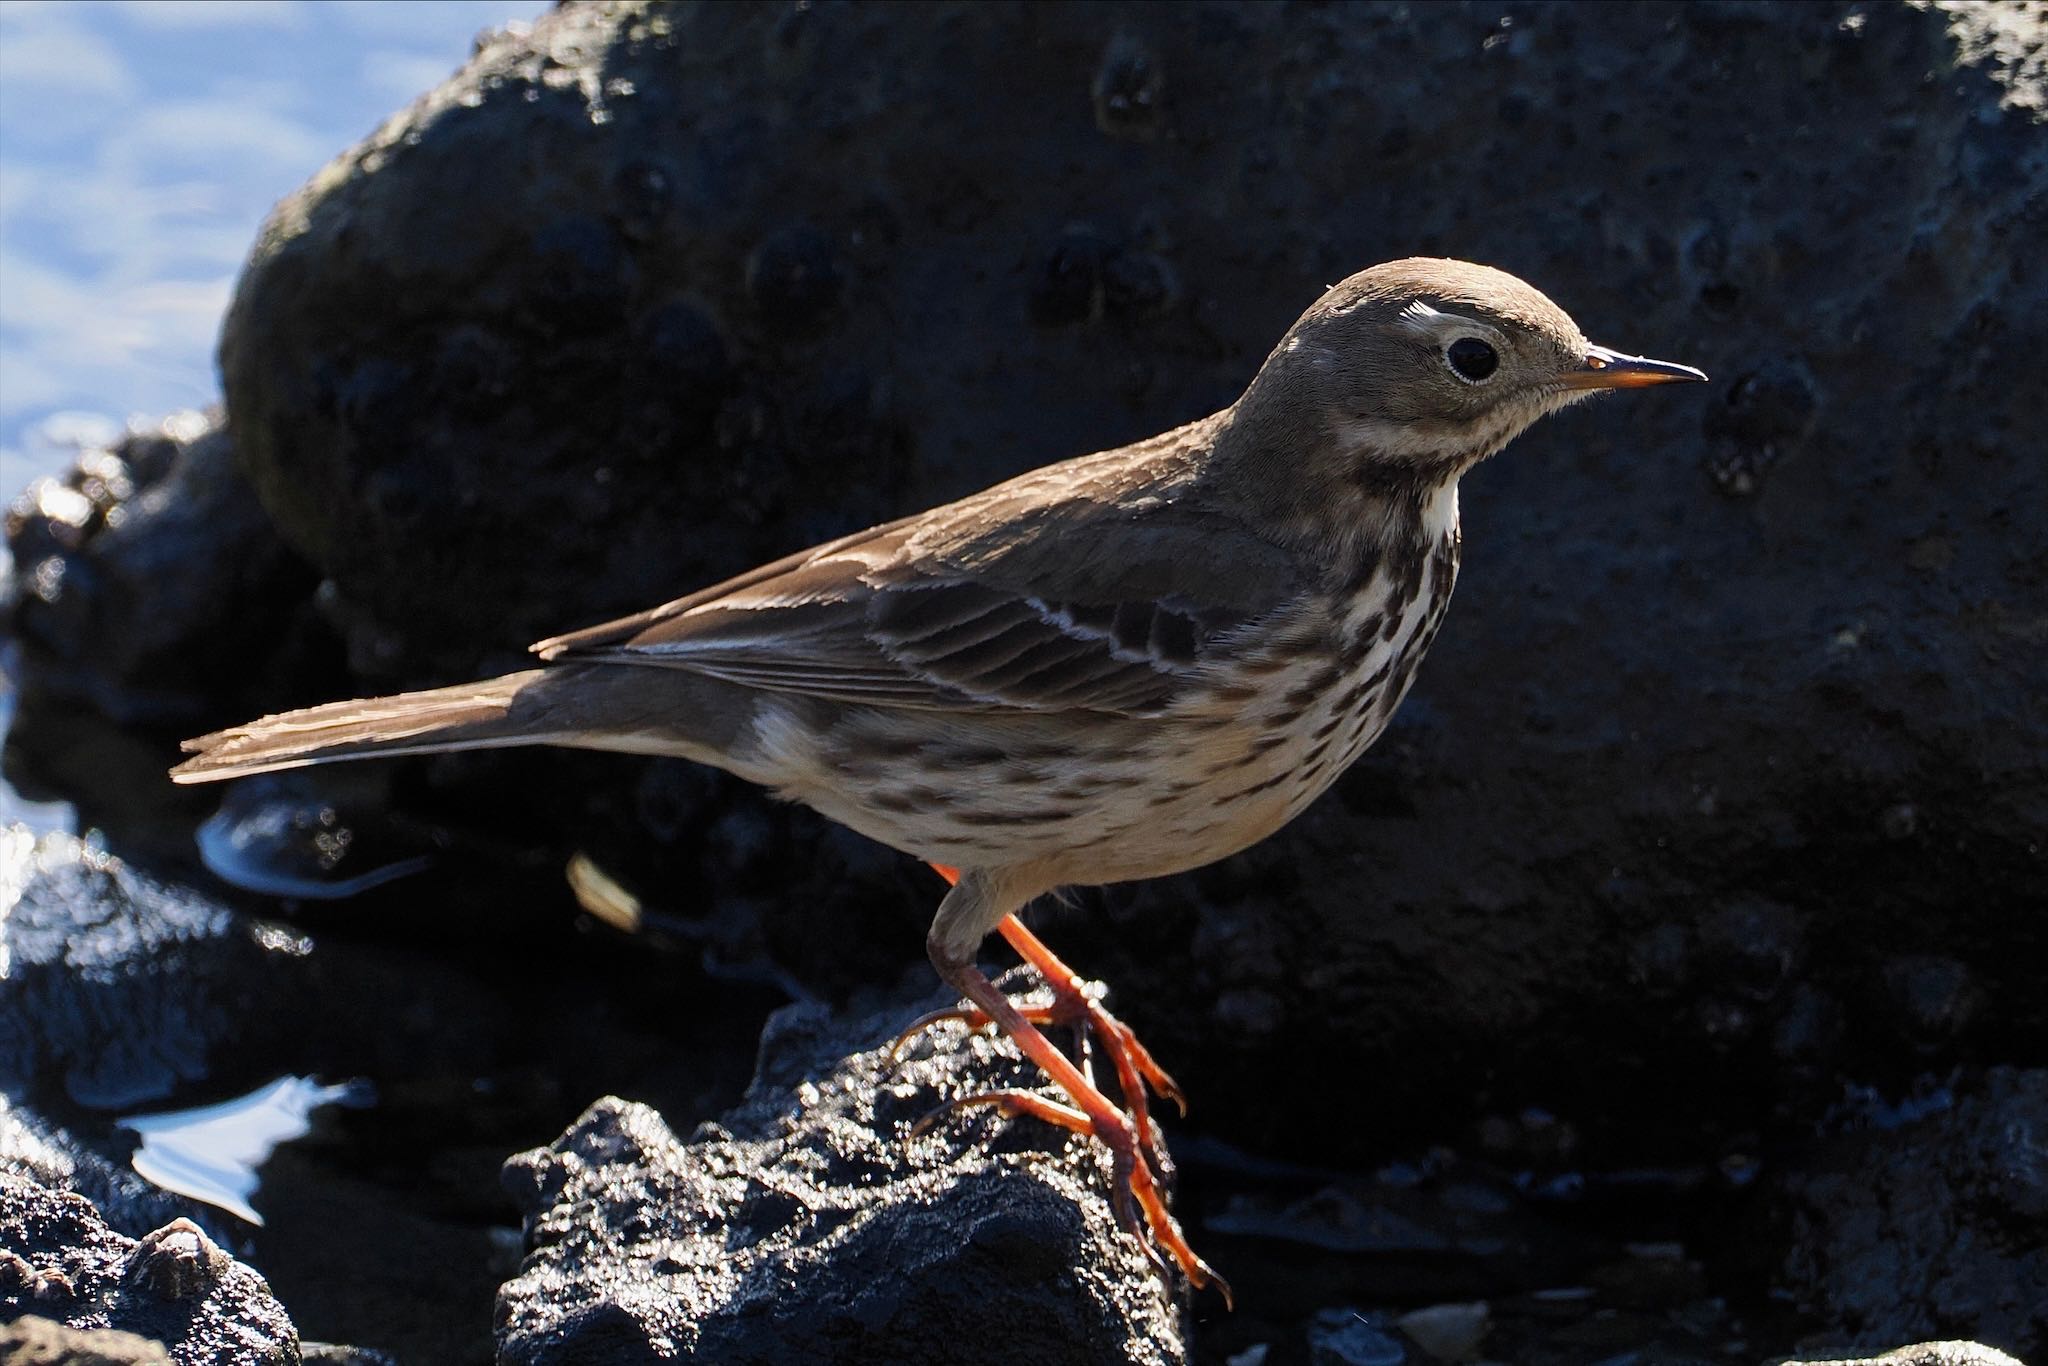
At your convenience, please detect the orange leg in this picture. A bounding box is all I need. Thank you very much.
[908,863,1230,1307]
[898,866,1187,1131]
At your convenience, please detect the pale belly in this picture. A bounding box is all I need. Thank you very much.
[747,539,1459,888]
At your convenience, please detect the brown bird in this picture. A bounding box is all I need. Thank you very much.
[172,258,1705,1302]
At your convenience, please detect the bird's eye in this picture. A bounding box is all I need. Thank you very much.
[1445,337,1499,383]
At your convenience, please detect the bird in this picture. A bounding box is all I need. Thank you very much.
[171,257,1706,1303]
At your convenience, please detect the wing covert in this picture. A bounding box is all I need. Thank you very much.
[534,451,1306,715]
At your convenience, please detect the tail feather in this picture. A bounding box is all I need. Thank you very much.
[171,670,552,784]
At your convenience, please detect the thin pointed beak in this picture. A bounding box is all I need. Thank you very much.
[1559,343,1709,390]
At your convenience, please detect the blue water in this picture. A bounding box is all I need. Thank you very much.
[0,0,550,496]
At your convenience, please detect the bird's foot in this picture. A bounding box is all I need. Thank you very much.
[909,1085,1233,1308]
[889,965,1184,1159]
[903,865,1226,1305]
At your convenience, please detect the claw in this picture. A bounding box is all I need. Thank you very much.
[890,1005,992,1062]
[909,1087,1076,1140]
[913,1077,1224,1302]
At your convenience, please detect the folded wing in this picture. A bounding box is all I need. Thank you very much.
[535,473,1303,716]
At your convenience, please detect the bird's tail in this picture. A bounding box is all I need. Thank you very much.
[170,669,557,784]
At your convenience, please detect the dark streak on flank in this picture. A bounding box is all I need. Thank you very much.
[1282,664,1343,710]
[1220,770,1293,803]
[936,745,1008,767]
[954,807,1079,827]
[1340,614,1384,669]
[847,734,926,761]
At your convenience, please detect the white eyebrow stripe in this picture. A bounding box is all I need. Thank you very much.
[1397,299,1447,333]
[1398,299,1506,349]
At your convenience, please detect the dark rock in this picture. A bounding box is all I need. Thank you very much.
[496,974,1185,1366]
[0,1175,298,1365]
[1,413,322,729]
[1093,29,1167,141]
[0,827,339,1114]
[744,223,842,332]
[0,828,314,1111]
[0,815,792,1361]
[1305,1308,1405,1366]
[1700,356,1821,496]
[0,413,334,866]
[1774,1067,2048,1359]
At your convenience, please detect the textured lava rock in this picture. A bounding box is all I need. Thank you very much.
[0,1176,299,1366]
[496,975,1185,1366]
[1781,1345,2027,1366]
[0,827,313,1111]
[1,413,322,728]
[1774,1068,2048,1360]
[0,812,809,1364]
[196,0,2048,1171]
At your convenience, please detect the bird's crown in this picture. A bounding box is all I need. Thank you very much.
[1231,256,1705,484]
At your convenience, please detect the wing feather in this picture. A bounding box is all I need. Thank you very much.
[535,442,1306,716]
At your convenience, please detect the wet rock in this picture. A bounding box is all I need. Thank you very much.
[0,828,312,1111]
[296,1349,396,1366]
[0,1174,298,1365]
[0,814,791,1364]
[1392,1301,1487,1362]
[1774,1068,2048,1359]
[497,974,1185,1366]
[0,1315,172,1366]
[1305,1309,1404,1366]
[1780,1344,2027,1366]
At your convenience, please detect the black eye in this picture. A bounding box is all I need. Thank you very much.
[1446,337,1498,382]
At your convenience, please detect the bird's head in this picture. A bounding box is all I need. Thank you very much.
[1232,257,1706,495]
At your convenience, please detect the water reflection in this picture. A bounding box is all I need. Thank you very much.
[196,782,432,899]
[120,1074,372,1226]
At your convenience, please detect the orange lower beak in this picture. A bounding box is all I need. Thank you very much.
[1559,343,1709,390]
